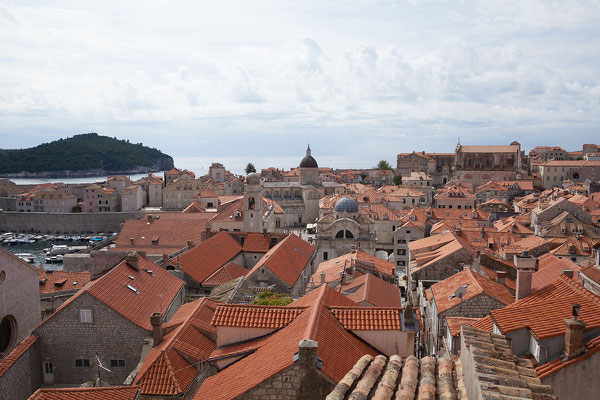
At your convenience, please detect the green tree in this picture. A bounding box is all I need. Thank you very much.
[245,162,257,174]
[376,160,392,170]
[393,175,402,186]
[252,291,293,306]
[71,205,82,213]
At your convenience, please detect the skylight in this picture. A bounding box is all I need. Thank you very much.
[126,284,140,294]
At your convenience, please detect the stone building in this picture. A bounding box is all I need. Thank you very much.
[246,233,316,297]
[311,197,376,264]
[0,248,40,355]
[162,179,220,210]
[423,268,513,355]
[262,146,343,226]
[33,254,185,386]
[0,335,42,400]
[82,184,119,213]
[454,142,523,186]
[396,151,454,186]
[193,285,420,400]
[538,160,600,189]
[121,184,145,211]
[434,185,476,210]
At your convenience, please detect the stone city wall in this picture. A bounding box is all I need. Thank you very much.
[0,211,146,234]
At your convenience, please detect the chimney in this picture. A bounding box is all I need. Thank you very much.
[403,302,414,322]
[564,304,586,360]
[150,312,163,346]
[561,269,574,279]
[320,271,326,286]
[162,253,169,264]
[130,237,135,246]
[125,253,140,271]
[147,214,153,222]
[187,240,195,248]
[514,252,536,301]
[472,210,478,219]
[297,339,318,367]
[496,270,507,286]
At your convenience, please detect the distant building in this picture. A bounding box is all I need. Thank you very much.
[396,151,454,186]
[538,160,600,189]
[453,142,522,186]
[121,184,145,211]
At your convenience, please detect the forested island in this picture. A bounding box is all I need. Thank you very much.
[0,133,174,178]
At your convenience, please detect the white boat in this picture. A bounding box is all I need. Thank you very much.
[15,253,35,263]
[49,245,69,255]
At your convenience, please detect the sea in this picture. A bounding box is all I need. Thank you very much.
[0,239,91,271]
[4,155,378,185]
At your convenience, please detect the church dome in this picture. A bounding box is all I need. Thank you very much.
[334,197,359,213]
[246,172,260,185]
[299,145,318,168]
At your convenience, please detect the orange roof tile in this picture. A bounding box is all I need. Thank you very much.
[114,213,212,254]
[194,189,219,198]
[181,201,206,213]
[470,315,494,332]
[445,316,479,337]
[532,255,582,292]
[38,269,90,294]
[329,307,404,330]
[431,268,514,314]
[178,232,242,285]
[581,264,600,285]
[82,256,184,330]
[491,275,600,338]
[135,298,219,396]
[194,285,377,400]
[211,305,306,329]
[242,233,271,253]
[201,262,248,288]
[247,234,315,286]
[311,251,395,285]
[0,335,37,378]
[337,274,400,307]
[28,386,140,400]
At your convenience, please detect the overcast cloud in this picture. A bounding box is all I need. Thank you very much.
[1,1,599,171]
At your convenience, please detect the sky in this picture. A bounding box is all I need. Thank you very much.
[1,1,599,173]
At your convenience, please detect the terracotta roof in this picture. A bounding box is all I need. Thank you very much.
[81,255,184,330]
[209,198,245,222]
[135,298,219,396]
[312,251,395,285]
[430,268,514,313]
[459,144,520,153]
[28,386,140,400]
[242,233,271,253]
[114,213,212,254]
[181,201,206,213]
[211,304,307,329]
[194,189,218,198]
[337,274,400,307]
[550,235,598,257]
[201,262,248,288]
[330,307,406,330]
[262,197,284,214]
[490,275,600,339]
[536,334,600,379]
[445,317,479,337]
[194,285,377,400]
[581,264,600,285]
[470,315,494,331]
[178,232,242,285]
[532,255,582,292]
[0,335,37,379]
[38,269,90,294]
[247,233,315,286]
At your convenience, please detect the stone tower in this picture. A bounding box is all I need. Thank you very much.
[243,172,263,233]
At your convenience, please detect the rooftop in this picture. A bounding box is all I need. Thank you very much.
[28,386,140,400]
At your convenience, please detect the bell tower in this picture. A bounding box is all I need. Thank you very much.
[243,173,263,233]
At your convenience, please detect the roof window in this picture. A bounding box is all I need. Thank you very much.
[126,284,140,294]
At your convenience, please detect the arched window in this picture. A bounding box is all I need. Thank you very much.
[0,315,17,352]
[336,230,344,238]
[248,197,255,209]
[345,230,354,239]
[573,173,579,179]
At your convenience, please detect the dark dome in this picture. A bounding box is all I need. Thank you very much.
[299,155,318,168]
[334,197,359,213]
[246,172,260,185]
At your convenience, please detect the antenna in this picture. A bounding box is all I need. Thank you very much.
[96,353,111,387]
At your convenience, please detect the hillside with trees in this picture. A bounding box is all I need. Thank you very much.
[0,133,174,177]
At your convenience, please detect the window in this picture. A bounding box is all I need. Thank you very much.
[75,358,90,367]
[405,230,410,234]
[79,309,92,323]
[110,359,125,368]
[323,251,328,261]
[397,239,406,244]
[397,249,406,255]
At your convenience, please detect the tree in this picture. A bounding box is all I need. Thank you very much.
[376,160,392,170]
[393,175,402,186]
[71,205,82,213]
[245,162,257,174]
[252,291,293,306]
